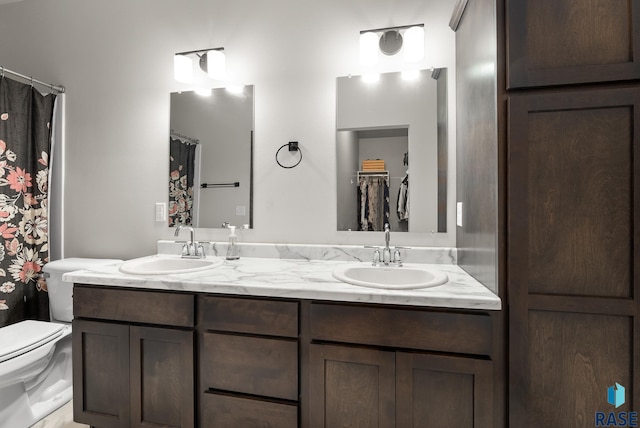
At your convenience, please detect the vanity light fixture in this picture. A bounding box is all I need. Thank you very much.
[358,24,425,67]
[173,47,226,83]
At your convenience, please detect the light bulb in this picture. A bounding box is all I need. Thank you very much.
[174,55,193,83]
[359,32,379,67]
[206,50,226,80]
[403,26,425,63]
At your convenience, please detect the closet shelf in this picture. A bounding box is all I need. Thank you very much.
[357,170,389,179]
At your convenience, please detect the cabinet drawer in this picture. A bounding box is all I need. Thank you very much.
[198,295,298,338]
[310,303,492,356]
[200,393,297,428]
[73,285,194,327]
[201,332,298,401]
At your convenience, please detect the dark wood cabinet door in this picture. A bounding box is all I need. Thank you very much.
[508,88,640,426]
[72,319,130,428]
[396,353,493,428]
[309,344,395,428]
[130,326,194,428]
[507,0,640,88]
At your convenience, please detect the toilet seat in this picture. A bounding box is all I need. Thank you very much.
[0,320,66,363]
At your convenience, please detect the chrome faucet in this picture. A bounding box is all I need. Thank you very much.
[174,224,205,258]
[369,223,406,267]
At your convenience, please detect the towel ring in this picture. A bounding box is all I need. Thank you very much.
[275,142,303,169]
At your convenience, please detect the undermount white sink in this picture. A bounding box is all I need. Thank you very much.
[332,264,448,290]
[119,255,223,275]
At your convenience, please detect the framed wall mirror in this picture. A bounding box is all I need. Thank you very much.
[336,69,448,233]
[169,86,254,228]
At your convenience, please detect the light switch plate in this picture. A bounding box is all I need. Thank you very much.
[155,202,167,222]
[236,205,246,216]
[456,202,463,227]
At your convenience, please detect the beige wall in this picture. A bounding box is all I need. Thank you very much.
[0,0,457,260]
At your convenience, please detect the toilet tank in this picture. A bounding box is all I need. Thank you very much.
[43,258,122,323]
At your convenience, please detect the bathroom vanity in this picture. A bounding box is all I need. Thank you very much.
[67,250,500,428]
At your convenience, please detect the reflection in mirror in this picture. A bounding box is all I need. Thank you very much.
[169,86,254,228]
[336,69,447,233]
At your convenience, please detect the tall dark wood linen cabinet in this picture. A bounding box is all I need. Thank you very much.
[505,0,640,426]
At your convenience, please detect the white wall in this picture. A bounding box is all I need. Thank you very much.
[0,0,457,260]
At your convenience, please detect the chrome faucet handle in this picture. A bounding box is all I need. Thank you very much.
[372,249,381,266]
[394,246,410,257]
[364,246,381,265]
[195,243,206,257]
[393,249,403,267]
[180,242,191,256]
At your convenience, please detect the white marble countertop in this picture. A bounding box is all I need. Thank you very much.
[64,253,501,311]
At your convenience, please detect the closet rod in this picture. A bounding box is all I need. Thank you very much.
[0,66,65,93]
[357,170,389,179]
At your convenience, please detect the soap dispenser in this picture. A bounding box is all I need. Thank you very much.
[226,225,240,260]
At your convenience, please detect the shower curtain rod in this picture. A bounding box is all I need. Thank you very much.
[0,66,65,93]
[170,131,199,145]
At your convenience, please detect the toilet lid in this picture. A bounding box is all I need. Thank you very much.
[0,320,67,363]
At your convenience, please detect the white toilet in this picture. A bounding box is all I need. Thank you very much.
[0,258,121,428]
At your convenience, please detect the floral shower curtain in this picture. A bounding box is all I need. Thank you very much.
[0,76,55,327]
[169,137,196,226]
